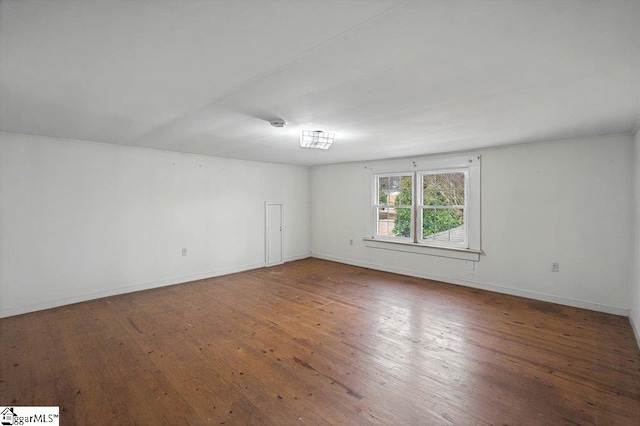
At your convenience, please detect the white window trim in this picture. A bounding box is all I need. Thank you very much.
[417,168,469,248]
[367,154,482,261]
[362,237,481,261]
[373,172,414,242]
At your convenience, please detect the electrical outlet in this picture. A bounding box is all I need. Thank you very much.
[551,262,559,272]
[349,239,353,246]
[182,248,187,256]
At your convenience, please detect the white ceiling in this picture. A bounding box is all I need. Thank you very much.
[1,0,639,166]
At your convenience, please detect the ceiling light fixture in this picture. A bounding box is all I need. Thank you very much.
[269,119,286,128]
[300,130,334,150]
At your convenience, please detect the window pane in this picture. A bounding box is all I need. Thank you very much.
[377,207,411,237]
[377,207,395,236]
[392,207,411,237]
[422,208,464,243]
[378,175,411,207]
[396,175,412,205]
[423,173,465,206]
[378,177,390,205]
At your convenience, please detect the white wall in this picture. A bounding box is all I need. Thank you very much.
[311,134,634,315]
[631,129,640,344]
[2,131,636,322]
[0,133,310,317]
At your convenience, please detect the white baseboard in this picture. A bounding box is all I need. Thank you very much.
[0,262,269,319]
[2,252,629,320]
[1,252,314,319]
[311,252,629,317]
[630,309,640,350]
[285,253,312,262]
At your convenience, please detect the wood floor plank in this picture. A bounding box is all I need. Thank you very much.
[1,258,639,425]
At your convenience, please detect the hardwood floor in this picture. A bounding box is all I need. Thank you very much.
[1,258,639,425]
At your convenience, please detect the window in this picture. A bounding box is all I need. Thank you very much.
[371,155,480,253]
[419,170,467,246]
[374,174,413,238]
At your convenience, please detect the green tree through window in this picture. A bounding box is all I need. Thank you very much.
[421,172,464,241]
[392,176,413,237]
[391,173,465,240]
[372,155,480,251]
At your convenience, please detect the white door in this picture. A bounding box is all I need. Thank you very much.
[266,203,283,266]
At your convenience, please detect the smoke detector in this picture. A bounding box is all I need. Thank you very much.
[269,119,286,128]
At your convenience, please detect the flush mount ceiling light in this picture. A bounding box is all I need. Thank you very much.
[300,130,334,150]
[269,119,286,128]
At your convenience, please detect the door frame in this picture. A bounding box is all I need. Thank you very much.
[265,202,284,266]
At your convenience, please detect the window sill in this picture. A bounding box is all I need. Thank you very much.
[363,238,482,261]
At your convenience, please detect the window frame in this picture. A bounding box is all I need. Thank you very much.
[418,168,469,248]
[369,155,481,256]
[373,172,415,242]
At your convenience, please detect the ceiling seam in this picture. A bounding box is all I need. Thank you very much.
[129,0,413,145]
